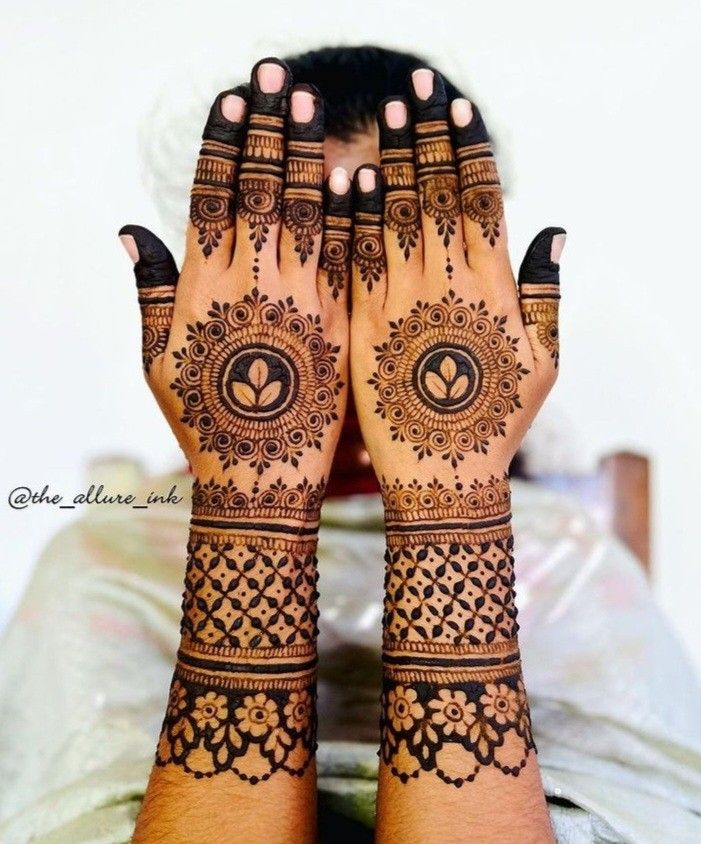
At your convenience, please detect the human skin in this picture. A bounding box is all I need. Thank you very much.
[121,58,563,842]
[121,58,352,843]
[348,70,564,842]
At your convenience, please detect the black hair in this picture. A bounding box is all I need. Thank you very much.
[283,45,468,141]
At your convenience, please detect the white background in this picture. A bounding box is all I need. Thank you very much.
[2,0,700,671]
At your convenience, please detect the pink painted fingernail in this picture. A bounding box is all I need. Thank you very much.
[119,234,139,264]
[412,69,434,100]
[358,168,376,192]
[291,90,315,122]
[330,167,350,194]
[258,62,285,93]
[220,94,246,123]
[385,100,407,129]
[451,98,473,128]
[551,232,567,264]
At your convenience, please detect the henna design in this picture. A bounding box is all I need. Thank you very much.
[190,140,239,257]
[138,288,175,374]
[456,143,502,246]
[171,289,343,473]
[353,166,386,291]
[320,179,352,299]
[453,103,503,248]
[521,299,559,365]
[157,471,321,782]
[378,100,420,261]
[189,90,246,258]
[283,88,324,266]
[121,224,179,374]
[320,214,351,299]
[192,477,326,520]
[518,227,565,368]
[237,112,285,280]
[380,476,534,786]
[353,215,385,290]
[181,531,319,649]
[369,292,528,464]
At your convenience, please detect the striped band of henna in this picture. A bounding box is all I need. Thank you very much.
[455,141,503,247]
[283,139,324,265]
[137,284,175,373]
[380,474,535,787]
[156,471,321,782]
[520,282,560,366]
[414,119,460,278]
[190,138,241,257]
[237,112,285,279]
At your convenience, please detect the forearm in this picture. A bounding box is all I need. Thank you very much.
[376,473,553,843]
[134,477,322,844]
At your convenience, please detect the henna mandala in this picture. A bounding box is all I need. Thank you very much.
[171,289,343,473]
[369,292,528,464]
[353,212,385,291]
[190,139,239,257]
[380,476,534,786]
[237,176,283,252]
[456,142,503,247]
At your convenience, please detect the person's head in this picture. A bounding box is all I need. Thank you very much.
[282,46,469,176]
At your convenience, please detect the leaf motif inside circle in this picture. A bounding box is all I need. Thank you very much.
[248,358,269,389]
[449,374,469,399]
[425,371,448,399]
[439,355,457,382]
[259,381,282,406]
[233,382,257,408]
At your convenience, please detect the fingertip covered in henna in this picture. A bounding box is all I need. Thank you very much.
[250,57,292,113]
[408,67,448,120]
[518,227,567,285]
[118,225,178,288]
[354,164,383,209]
[377,96,412,148]
[204,84,249,143]
[289,84,324,141]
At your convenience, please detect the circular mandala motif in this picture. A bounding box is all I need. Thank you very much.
[368,292,528,463]
[413,344,483,412]
[172,290,343,473]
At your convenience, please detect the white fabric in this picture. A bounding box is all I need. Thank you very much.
[0,467,699,842]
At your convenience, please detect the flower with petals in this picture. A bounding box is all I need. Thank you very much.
[480,683,519,726]
[235,693,279,737]
[192,692,228,730]
[427,688,478,737]
[386,686,424,732]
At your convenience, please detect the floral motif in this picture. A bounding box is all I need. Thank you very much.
[480,683,519,726]
[235,693,279,737]
[156,676,316,783]
[381,676,534,786]
[167,681,188,718]
[284,690,312,730]
[192,692,228,729]
[386,685,424,731]
[427,689,477,737]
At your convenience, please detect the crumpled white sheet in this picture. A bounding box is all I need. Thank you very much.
[0,468,699,843]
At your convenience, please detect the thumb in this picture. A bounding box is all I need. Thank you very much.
[118,225,178,376]
[518,227,566,373]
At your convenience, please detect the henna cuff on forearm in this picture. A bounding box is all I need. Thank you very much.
[380,476,535,787]
[155,478,323,783]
